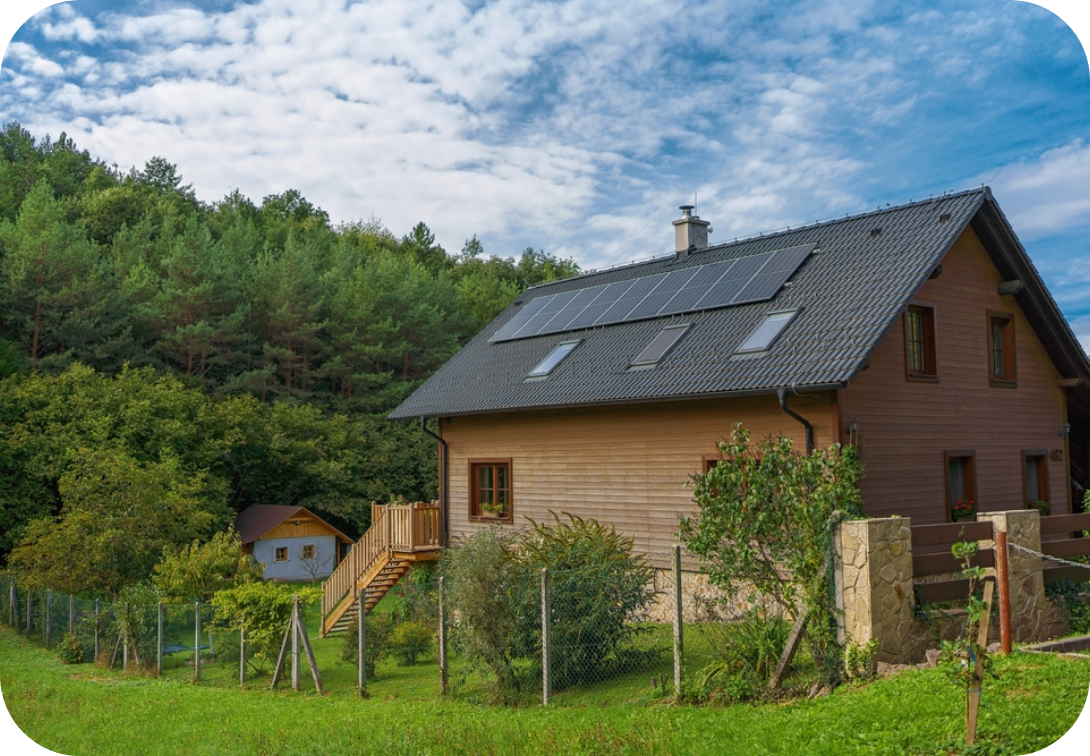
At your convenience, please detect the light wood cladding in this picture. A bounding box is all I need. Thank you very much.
[839,225,1068,524]
[263,517,341,542]
[440,392,836,563]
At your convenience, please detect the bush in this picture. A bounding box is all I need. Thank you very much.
[389,620,432,666]
[687,608,793,703]
[211,582,320,674]
[56,632,85,665]
[341,611,394,679]
[442,515,656,700]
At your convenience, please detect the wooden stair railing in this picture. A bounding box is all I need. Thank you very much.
[320,502,441,637]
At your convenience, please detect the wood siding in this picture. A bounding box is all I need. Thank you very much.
[839,226,1068,524]
[262,517,344,542]
[440,392,837,563]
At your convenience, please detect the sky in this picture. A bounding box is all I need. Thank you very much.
[0,1,1087,358]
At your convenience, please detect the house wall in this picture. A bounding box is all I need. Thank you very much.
[439,392,837,565]
[839,226,1069,524]
[253,534,338,581]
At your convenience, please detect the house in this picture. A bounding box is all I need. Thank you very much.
[387,188,1090,564]
[235,504,354,582]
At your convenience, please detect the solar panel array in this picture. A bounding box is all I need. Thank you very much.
[490,244,814,343]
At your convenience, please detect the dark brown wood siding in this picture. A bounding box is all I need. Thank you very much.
[440,392,837,562]
[839,225,1068,524]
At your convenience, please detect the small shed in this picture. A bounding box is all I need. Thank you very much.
[235,505,355,582]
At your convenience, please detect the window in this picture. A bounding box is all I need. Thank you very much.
[905,305,937,380]
[301,544,315,560]
[1022,451,1049,509]
[528,340,580,378]
[736,310,797,354]
[944,451,977,522]
[470,460,512,520]
[274,546,289,562]
[988,311,1016,387]
[632,324,690,367]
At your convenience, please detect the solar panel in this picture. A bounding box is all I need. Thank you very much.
[488,243,813,343]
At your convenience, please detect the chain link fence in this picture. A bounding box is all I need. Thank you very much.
[1,553,815,705]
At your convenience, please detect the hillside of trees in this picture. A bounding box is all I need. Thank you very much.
[0,121,578,584]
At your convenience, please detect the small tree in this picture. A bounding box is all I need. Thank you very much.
[680,425,864,685]
[152,529,262,603]
[211,582,320,674]
[295,544,331,583]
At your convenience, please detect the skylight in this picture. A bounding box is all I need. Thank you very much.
[528,340,580,377]
[631,324,690,367]
[735,310,798,354]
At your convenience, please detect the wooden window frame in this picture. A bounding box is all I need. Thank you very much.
[274,546,289,562]
[988,311,1017,387]
[469,458,513,523]
[702,456,720,474]
[904,304,938,382]
[944,450,977,522]
[301,544,315,560]
[1021,450,1049,509]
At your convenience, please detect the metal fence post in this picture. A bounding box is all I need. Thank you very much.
[195,600,202,682]
[46,590,52,650]
[673,545,683,697]
[69,594,75,635]
[240,625,247,685]
[358,588,367,696]
[122,602,129,669]
[8,579,14,627]
[94,600,100,662]
[542,567,551,706]
[157,602,164,678]
[438,577,447,696]
[26,590,32,637]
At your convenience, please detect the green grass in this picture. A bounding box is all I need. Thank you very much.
[2,622,1089,756]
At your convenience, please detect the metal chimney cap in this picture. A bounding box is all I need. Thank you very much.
[678,204,695,217]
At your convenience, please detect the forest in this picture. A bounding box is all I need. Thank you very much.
[0,121,578,589]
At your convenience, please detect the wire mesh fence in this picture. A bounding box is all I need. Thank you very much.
[1,553,821,705]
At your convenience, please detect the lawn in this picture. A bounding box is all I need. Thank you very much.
[2,621,1089,756]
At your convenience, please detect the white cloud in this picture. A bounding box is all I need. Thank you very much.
[988,141,1090,237]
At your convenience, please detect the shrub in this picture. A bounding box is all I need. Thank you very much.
[211,582,320,674]
[389,620,432,666]
[341,611,394,678]
[56,632,85,665]
[687,608,793,703]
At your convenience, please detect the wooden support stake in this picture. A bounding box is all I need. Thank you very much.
[541,568,551,706]
[291,596,300,692]
[297,611,324,695]
[966,579,995,747]
[770,607,809,691]
[673,545,683,697]
[995,531,1012,655]
[157,603,164,678]
[438,577,447,697]
[269,617,293,690]
[358,588,367,696]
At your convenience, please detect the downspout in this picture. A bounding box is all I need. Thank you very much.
[777,388,813,455]
[420,416,449,545]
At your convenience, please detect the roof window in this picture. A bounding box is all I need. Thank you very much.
[528,340,580,378]
[735,310,797,354]
[631,324,690,368]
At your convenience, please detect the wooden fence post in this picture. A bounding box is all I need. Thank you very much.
[157,602,164,678]
[542,568,551,706]
[995,530,1012,655]
[438,577,447,696]
[358,588,367,696]
[292,595,300,692]
[194,600,202,682]
[673,546,684,697]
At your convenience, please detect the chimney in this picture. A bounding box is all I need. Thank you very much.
[673,205,710,259]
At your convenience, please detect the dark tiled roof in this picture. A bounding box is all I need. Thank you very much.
[235,504,353,544]
[390,189,1089,419]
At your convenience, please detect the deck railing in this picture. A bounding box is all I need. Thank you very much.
[321,502,441,619]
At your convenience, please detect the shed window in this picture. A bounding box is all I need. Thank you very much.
[274,547,289,562]
[301,544,315,560]
[528,341,580,378]
[736,310,797,354]
[631,324,690,367]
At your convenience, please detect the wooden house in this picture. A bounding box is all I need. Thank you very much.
[320,188,1090,634]
[235,504,354,582]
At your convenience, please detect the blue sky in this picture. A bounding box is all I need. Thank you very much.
[0,1,1088,354]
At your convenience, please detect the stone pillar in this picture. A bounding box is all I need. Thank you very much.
[977,510,1061,642]
[836,517,924,664]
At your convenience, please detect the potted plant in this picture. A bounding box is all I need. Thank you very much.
[951,498,977,522]
[479,501,506,518]
[1029,499,1051,516]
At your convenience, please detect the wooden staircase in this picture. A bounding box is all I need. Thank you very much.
[320,501,442,637]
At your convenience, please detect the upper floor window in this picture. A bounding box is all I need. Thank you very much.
[905,304,937,380]
[988,311,1016,387]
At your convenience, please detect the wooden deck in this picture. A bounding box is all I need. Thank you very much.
[320,502,441,636]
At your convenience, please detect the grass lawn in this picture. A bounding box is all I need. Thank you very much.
[2,622,1089,756]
